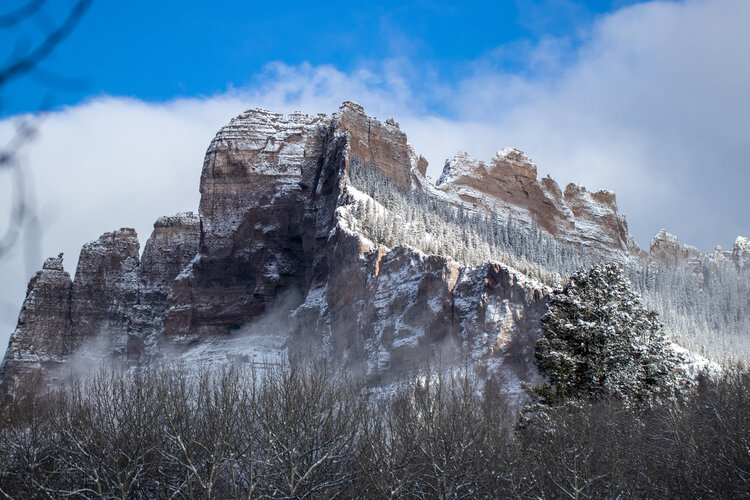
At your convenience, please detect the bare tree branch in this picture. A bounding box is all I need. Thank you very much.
[0,0,93,86]
[0,0,45,29]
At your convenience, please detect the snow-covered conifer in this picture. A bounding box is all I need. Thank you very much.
[534,263,681,408]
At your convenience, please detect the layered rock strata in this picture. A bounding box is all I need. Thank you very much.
[69,228,140,361]
[162,102,430,348]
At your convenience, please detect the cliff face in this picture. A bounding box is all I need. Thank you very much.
[0,255,72,394]
[649,229,750,271]
[0,215,200,398]
[435,149,638,257]
[131,213,201,360]
[2,102,744,399]
[69,228,140,362]
[290,226,546,389]
[164,109,337,344]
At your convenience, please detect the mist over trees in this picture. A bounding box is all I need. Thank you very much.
[0,361,747,498]
[347,159,750,362]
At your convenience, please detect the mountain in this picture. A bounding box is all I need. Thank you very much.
[1,102,747,400]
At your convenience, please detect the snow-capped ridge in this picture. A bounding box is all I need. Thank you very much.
[650,228,750,269]
[430,147,634,256]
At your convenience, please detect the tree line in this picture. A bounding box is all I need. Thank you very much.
[0,360,747,498]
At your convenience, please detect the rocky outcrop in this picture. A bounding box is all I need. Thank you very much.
[649,229,750,271]
[649,229,701,265]
[163,102,429,346]
[163,108,341,344]
[69,228,140,363]
[436,148,637,257]
[1,228,146,398]
[130,213,201,359]
[0,255,72,398]
[335,102,419,189]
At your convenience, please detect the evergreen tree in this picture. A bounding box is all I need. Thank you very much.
[534,263,681,408]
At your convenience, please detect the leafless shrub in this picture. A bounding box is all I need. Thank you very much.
[0,360,747,498]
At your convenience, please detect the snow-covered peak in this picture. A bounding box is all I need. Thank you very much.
[650,229,701,264]
[492,147,535,167]
[734,235,749,251]
[42,253,65,272]
[436,151,480,186]
[652,229,678,245]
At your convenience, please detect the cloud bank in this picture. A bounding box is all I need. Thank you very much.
[1,0,748,355]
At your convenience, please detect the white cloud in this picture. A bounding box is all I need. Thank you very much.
[1,0,748,356]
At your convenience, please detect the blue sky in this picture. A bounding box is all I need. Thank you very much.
[1,0,749,352]
[3,0,641,117]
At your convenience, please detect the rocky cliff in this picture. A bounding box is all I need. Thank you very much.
[650,229,750,269]
[0,255,72,393]
[1,215,200,397]
[2,102,746,399]
[435,148,639,257]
